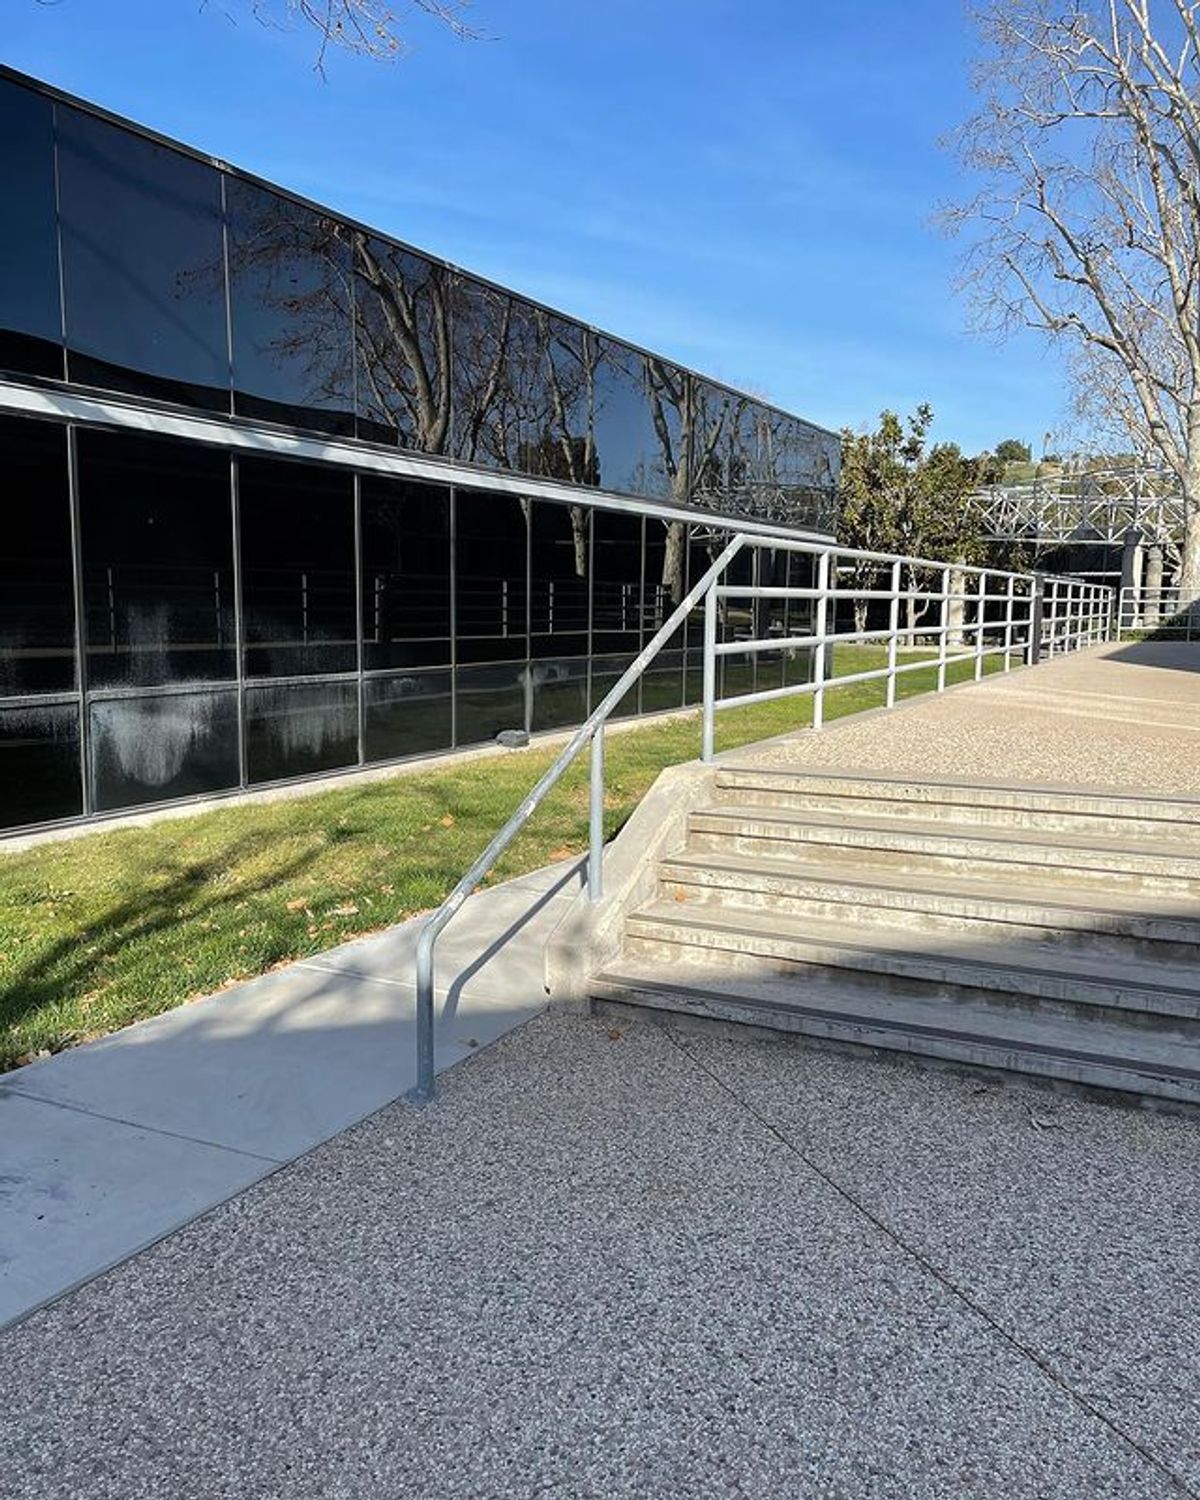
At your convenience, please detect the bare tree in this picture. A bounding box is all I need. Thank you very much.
[221,1,482,69]
[947,0,1200,604]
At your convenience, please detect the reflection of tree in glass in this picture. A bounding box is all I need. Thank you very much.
[652,371,730,603]
[225,183,356,423]
[355,235,451,452]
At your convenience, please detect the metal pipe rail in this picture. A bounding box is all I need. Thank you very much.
[410,532,1115,1102]
[410,536,746,1101]
[1116,585,1197,639]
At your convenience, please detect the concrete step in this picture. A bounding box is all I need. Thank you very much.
[715,767,1200,843]
[623,902,1200,1030]
[657,851,1200,961]
[686,806,1200,897]
[590,964,1200,1111]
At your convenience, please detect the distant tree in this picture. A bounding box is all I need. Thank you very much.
[839,406,994,633]
[994,437,1031,464]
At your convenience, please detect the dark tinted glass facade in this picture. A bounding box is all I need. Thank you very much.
[0,67,836,832]
[0,68,836,529]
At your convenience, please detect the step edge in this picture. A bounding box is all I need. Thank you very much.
[625,907,1200,1000]
[591,974,1200,1085]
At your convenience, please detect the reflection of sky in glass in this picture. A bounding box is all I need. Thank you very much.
[0,82,61,358]
[594,341,676,499]
[58,104,228,388]
[0,71,841,523]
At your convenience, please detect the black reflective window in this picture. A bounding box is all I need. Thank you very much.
[454,489,528,664]
[227,179,354,434]
[363,668,451,763]
[589,508,643,717]
[639,519,683,714]
[767,414,839,532]
[454,661,528,746]
[520,317,597,486]
[0,417,75,696]
[690,381,736,508]
[77,430,235,689]
[245,679,358,784]
[782,547,817,688]
[360,477,450,670]
[90,688,239,811]
[591,508,643,656]
[684,524,728,703]
[452,281,545,471]
[354,236,451,451]
[58,105,229,409]
[0,701,81,829]
[239,457,356,678]
[530,499,588,657]
[723,397,765,516]
[0,79,63,378]
[528,499,589,732]
[594,341,677,500]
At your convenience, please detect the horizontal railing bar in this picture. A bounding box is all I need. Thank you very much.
[731,534,1044,581]
[713,649,998,711]
[715,620,1039,657]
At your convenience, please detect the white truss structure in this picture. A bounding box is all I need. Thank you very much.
[976,464,1187,550]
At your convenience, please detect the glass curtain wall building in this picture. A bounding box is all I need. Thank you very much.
[0,66,840,834]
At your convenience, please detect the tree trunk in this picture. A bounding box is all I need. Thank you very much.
[1178,499,1200,615]
[663,521,686,607]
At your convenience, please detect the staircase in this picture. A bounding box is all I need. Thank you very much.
[590,768,1200,1109]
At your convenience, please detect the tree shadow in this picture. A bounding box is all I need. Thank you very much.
[1105,637,1200,674]
[0,830,329,1047]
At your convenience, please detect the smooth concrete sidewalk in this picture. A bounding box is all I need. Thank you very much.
[0,856,581,1330]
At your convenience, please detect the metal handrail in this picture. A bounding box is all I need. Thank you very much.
[411,530,1116,1102]
[410,535,747,1100]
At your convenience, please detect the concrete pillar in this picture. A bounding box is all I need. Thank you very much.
[1119,525,1144,630]
[1144,544,1164,626]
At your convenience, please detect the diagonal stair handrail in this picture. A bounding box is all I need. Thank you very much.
[411,535,747,1100]
[411,533,1115,1102]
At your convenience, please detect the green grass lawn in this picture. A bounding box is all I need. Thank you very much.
[0,646,1006,1067]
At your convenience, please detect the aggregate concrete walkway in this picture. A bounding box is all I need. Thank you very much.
[5,639,1200,1496]
[0,857,581,1329]
[745,639,1200,793]
[4,1008,1200,1499]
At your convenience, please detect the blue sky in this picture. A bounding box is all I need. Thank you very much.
[5,0,1068,453]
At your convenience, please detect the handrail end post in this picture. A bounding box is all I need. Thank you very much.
[587,727,604,903]
[412,922,437,1103]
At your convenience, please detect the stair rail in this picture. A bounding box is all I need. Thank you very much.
[411,535,747,1100]
[411,532,1115,1102]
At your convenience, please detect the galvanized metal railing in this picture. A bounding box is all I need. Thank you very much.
[411,534,1115,1101]
[1116,584,1198,639]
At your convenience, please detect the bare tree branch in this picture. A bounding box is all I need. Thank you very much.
[211,0,483,71]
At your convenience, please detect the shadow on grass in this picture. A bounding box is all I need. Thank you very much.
[0,831,328,1054]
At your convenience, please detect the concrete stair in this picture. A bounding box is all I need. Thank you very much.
[591,768,1200,1109]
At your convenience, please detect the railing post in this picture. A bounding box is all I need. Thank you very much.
[588,725,605,903]
[414,922,436,1104]
[1004,575,1015,671]
[811,549,830,729]
[1027,574,1045,666]
[974,571,987,681]
[885,559,901,708]
[701,582,717,763]
[937,564,950,692]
